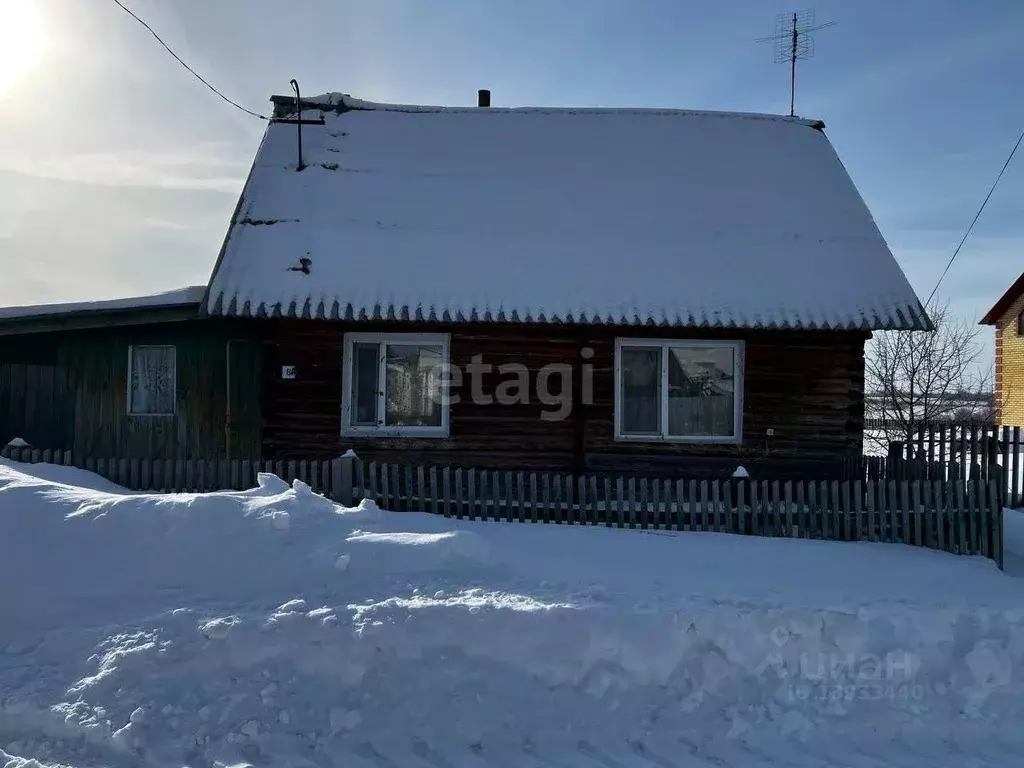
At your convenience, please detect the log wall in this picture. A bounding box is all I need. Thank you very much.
[260,321,867,477]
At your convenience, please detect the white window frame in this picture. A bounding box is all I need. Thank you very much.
[613,338,744,444]
[127,345,177,417]
[341,332,451,438]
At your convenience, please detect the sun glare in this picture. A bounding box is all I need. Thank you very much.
[0,0,45,93]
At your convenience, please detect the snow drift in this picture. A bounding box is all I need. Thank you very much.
[1,459,1022,767]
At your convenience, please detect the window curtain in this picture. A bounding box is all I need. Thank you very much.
[130,347,175,414]
[385,345,442,427]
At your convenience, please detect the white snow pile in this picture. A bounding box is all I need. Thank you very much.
[1,459,1023,768]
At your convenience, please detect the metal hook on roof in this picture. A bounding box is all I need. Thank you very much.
[290,79,304,171]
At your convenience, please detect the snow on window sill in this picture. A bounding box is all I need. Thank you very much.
[614,433,742,446]
[340,425,449,439]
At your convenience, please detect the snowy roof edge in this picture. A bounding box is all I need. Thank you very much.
[270,92,826,128]
[0,286,206,323]
[204,294,932,331]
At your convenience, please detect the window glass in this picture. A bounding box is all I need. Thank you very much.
[129,346,175,415]
[667,346,735,437]
[384,344,443,427]
[352,342,380,426]
[620,347,661,435]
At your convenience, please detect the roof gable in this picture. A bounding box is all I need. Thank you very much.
[980,271,1024,326]
[206,95,929,330]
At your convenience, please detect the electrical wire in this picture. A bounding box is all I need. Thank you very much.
[925,126,1024,307]
[110,0,267,120]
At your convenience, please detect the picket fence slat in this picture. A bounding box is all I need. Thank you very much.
[826,481,838,541]
[647,478,657,529]
[429,467,439,517]
[911,482,923,547]
[968,479,978,554]
[921,480,933,548]
[526,473,536,523]
[538,472,548,524]
[748,481,758,536]
[379,463,390,509]
[852,480,862,541]
[491,469,500,521]
[991,482,1004,569]
[757,480,766,536]
[438,466,449,517]
[976,478,988,558]
[514,472,524,522]
[412,465,423,514]
[955,480,966,555]
[1013,427,1022,508]
[394,463,404,510]
[486,468,495,520]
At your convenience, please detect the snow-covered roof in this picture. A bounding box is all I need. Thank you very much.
[206,95,930,330]
[0,286,205,321]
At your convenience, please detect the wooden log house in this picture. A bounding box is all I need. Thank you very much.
[0,91,930,478]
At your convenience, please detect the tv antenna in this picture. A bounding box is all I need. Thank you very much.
[756,9,836,117]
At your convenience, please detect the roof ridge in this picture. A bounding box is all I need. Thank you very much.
[272,92,823,128]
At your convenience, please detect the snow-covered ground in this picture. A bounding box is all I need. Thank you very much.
[1,459,1023,768]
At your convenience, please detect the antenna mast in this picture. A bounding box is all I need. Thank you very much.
[756,9,835,117]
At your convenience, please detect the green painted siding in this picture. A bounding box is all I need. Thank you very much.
[0,320,261,459]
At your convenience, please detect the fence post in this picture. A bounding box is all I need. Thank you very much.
[331,453,355,506]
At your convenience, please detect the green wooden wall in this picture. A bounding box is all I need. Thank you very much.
[0,320,261,460]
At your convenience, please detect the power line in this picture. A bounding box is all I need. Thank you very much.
[925,126,1024,307]
[110,0,267,121]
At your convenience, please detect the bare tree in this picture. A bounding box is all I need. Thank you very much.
[865,300,992,454]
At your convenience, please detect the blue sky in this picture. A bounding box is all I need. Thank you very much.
[0,0,1021,345]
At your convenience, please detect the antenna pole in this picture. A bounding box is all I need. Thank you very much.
[290,78,304,171]
[756,10,835,118]
[789,12,798,116]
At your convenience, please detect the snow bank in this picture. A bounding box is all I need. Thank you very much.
[1,459,1023,767]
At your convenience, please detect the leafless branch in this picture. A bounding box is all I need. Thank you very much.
[865,300,991,454]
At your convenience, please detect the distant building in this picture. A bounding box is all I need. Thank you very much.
[981,271,1024,426]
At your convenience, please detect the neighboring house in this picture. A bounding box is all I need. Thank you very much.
[0,287,261,459]
[1,92,930,476]
[981,270,1024,426]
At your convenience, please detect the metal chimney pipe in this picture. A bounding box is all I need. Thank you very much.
[477,89,491,108]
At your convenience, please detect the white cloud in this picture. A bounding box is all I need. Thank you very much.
[0,143,249,193]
